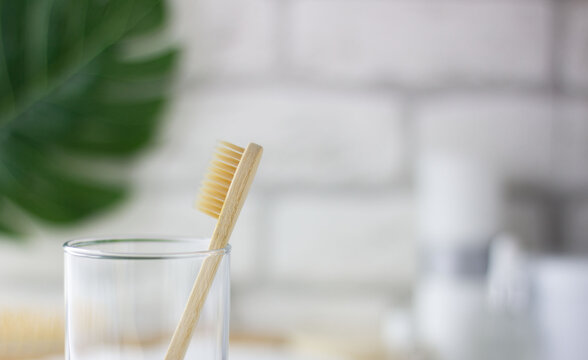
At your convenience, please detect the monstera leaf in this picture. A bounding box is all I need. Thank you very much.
[0,0,178,236]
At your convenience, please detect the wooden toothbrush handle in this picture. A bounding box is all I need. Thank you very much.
[164,253,224,360]
[165,143,262,360]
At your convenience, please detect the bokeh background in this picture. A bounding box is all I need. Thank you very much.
[1,0,588,359]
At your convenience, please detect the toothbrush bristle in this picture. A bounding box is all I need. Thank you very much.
[196,141,244,218]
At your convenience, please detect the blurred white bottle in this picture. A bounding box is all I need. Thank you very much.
[533,256,588,360]
[415,152,502,360]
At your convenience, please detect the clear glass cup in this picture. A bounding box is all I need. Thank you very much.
[63,237,230,360]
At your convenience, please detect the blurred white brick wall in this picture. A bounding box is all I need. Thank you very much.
[564,199,588,253]
[1,0,588,340]
[554,99,588,191]
[133,87,405,188]
[268,193,414,286]
[561,1,588,89]
[169,0,277,80]
[416,93,555,185]
[289,0,550,86]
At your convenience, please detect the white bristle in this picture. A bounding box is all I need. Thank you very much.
[196,141,244,218]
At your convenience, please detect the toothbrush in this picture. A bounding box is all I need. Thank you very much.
[164,141,263,360]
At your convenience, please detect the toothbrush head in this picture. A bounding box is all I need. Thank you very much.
[195,141,264,220]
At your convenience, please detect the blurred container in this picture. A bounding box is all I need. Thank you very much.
[533,256,588,360]
[417,152,503,247]
[415,153,502,360]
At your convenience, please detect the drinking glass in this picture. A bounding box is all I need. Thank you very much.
[64,237,230,359]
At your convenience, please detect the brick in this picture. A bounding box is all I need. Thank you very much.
[60,184,217,238]
[267,193,415,285]
[505,196,552,251]
[168,0,276,80]
[560,1,588,89]
[554,99,588,192]
[132,87,405,187]
[232,287,390,338]
[416,94,555,185]
[0,239,63,294]
[289,0,550,86]
[563,200,588,253]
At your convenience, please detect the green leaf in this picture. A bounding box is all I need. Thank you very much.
[0,0,179,237]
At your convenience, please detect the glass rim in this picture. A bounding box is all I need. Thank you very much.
[63,236,231,260]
